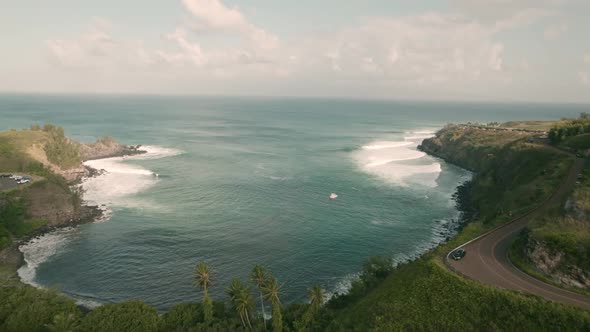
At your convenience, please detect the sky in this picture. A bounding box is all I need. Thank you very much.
[1,0,590,102]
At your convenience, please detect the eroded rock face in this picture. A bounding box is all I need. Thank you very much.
[526,238,590,289]
[79,138,144,161]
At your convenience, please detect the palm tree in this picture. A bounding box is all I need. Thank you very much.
[227,278,254,329]
[251,265,268,330]
[308,284,325,315]
[194,262,213,323]
[304,284,325,325]
[262,276,283,332]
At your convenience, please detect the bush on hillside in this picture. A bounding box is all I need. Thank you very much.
[78,301,160,332]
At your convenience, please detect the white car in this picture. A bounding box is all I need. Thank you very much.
[17,179,30,184]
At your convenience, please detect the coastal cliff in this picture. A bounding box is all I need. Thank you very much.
[421,123,590,292]
[0,124,144,267]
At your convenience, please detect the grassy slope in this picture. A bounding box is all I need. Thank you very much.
[510,162,590,295]
[0,127,81,250]
[327,125,589,330]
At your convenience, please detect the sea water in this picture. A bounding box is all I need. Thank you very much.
[1,95,585,309]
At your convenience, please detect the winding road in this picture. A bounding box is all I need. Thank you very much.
[446,152,590,310]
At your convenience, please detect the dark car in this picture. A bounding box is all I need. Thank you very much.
[451,248,466,260]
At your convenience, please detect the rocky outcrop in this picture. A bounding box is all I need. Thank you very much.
[418,125,520,172]
[79,137,145,161]
[526,238,590,289]
[22,182,99,227]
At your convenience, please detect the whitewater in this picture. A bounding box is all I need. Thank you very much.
[17,145,184,303]
[3,96,501,309]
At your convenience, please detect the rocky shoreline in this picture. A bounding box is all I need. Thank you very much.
[1,144,147,282]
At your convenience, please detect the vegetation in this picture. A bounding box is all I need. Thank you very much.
[262,277,282,332]
[79,301,160,332]
[325,259,590,331]
[2,122,590,331]
[39,124,82,169]
[194,262,214,323]
[0,191,48,243]
[548,113,590,145]
[251,265,268,330]
[509,165,590,294]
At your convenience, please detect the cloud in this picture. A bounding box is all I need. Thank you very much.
[46,18,156,68]
[181,0,278,50]
[42,0,579,100]
[544,23,568,40]
[182,0,246,29]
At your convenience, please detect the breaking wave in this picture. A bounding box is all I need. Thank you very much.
[17,227,78,287]
[353,130,440,187]
[82,146,183,212]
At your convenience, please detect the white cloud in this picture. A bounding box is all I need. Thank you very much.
[46,18,156,68]
[182,0,246,29]
[544,23,568,40]
[181,0,278,50]
[42,0,578,99]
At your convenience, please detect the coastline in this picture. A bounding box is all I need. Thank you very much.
[4,135,474,309]
[1,146,148,289]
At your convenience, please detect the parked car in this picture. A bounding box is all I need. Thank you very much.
[451,248,466,260]
[17,179,30,184]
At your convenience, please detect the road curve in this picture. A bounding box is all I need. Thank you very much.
[447,155,590,310]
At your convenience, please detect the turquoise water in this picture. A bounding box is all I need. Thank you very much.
[1,95,586,310]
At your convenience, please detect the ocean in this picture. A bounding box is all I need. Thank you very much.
[0,95,585,310]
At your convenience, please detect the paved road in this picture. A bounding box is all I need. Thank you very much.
[447,155,590,310]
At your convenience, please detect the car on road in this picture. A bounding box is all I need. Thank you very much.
[17,179,30,184]
[451,248,466,260]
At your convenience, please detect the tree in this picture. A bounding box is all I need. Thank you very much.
[45,313,79,332]
[262,276,283,332]
[308,285,325,316]
[194,262,213,323]
[78,301,160,332]
[227,278,254,329]
[251,265,268,330]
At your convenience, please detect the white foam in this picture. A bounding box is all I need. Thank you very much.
[412,130,436,135]
[354,138,440,187]
[82,145,182,213]
[362,141,414,150]
[17,228,78,287]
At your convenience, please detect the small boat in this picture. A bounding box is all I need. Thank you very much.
[330,193,338,200]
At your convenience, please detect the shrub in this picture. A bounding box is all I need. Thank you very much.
[79,301,160,332]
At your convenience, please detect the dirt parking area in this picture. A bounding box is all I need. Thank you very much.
[0,174,42,192]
